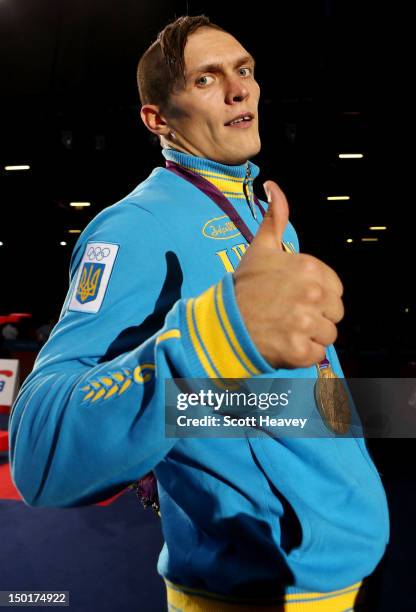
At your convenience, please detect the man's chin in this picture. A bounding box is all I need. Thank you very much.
[222,143,261,166]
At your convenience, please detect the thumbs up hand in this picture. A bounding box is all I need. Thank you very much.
[233,180,345,369]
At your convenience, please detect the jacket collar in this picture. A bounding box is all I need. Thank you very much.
[161,148,260,204]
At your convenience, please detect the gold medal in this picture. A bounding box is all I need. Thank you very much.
[314,363,351,434]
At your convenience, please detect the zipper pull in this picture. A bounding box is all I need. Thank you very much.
[243,162,257,220]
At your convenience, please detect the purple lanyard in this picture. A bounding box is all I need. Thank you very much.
[165,160,266,244]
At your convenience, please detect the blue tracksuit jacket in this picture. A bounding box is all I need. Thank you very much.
[9,147,389,606]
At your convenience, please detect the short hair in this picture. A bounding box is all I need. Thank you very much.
[137,15,226,112]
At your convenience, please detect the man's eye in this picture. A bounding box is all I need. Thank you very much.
[239,67,253,77]
[196,75,214,86]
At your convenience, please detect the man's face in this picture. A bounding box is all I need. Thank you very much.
[162,27,261,165]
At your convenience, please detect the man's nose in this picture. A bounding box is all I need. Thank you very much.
[224,76,249,104]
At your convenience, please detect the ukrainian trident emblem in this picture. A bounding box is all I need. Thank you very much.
[76,263,105,304]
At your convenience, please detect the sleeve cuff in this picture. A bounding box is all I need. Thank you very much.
[181,272,276,378]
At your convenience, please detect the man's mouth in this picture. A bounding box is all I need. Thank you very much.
[225,113,255,128]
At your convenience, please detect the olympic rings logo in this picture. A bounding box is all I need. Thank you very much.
[87,246,110,261]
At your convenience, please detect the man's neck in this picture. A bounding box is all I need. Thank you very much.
[161,147,260,207]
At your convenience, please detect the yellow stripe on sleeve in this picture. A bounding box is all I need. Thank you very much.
[186,299,218,378]
[215,281,261,376]
[191,283,256,378]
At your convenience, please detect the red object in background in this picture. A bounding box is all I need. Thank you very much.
[0,464,20,501]
[0,431,8,452]
[0,313,32,325]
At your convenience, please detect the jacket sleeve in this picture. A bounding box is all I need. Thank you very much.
[9,202,274,508]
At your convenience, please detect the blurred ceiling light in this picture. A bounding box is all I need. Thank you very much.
[4,165,30,171]
[0,242,3,246]
[61,130,73,150]
[70,202,91,208]
[327,196,350,201]
[338,154,364,159]
[346,238,353,243]
[405,308,410,313]
[68,229,81,234]
[60,241,67,246]
[369,226,387,230]
[361,237,379,242]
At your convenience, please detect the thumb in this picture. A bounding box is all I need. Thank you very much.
[251,180,290,250]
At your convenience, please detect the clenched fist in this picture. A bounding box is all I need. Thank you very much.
[233,180,344,369]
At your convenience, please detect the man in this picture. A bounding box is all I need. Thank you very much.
[9,15,389,611]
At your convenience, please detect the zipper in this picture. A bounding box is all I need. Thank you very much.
[243,162,257,221]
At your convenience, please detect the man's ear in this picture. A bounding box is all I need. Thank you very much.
[140,105,171,137]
